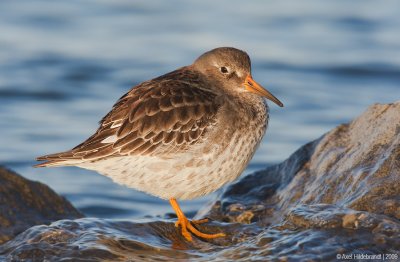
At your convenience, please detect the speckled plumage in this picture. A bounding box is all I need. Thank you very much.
[36,47,282,201]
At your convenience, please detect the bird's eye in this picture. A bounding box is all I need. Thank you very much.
[220,66,229,74]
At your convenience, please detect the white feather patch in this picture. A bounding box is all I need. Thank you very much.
[101,135,118,144]
[111,122,122,128]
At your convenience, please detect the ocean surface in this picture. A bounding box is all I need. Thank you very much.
[0,0,399,220]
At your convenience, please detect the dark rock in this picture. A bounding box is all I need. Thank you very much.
[0,167,82,244]
[0,102,399,261]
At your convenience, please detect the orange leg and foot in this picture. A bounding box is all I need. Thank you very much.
[169,198,225,241]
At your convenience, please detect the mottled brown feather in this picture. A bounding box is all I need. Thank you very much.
[159,97,173,111]
[120,138,145,154]
[82,144,115,160]
[151,132,164,144]
[112,131,138,148]
[163,131,175,144]
[36,68,222,162]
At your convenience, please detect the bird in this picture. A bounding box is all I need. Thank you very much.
[35,47,283,241]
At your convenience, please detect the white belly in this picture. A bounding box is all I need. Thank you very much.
[79,131,263,200]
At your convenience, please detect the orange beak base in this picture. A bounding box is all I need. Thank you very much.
[244,75,283,107]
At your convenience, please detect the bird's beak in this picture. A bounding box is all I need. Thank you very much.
[244,75,284,107]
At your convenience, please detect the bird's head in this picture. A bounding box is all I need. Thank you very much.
[193,47,283,107]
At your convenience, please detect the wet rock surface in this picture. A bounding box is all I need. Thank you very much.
[204,102,400,223]
[1,102,399,261]
[0,167,82,245]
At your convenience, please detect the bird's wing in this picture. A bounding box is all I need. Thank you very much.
[36,69,221,165]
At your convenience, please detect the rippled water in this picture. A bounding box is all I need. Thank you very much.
[0,0,399,220]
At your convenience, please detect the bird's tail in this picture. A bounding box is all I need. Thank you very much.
[34,150,82,168]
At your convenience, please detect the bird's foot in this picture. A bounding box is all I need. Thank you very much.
[174,216,225,242]
[169,198,225,241]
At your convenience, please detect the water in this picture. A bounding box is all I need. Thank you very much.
[0,0,399,220]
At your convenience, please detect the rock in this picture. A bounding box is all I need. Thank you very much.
[0,102,399,261]
[203,102,400,224]
[0,218,245,261]
[0,167,82,244]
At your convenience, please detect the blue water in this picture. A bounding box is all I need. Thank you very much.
[0,0,399,219]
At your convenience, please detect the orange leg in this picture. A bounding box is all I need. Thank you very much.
[169,198,226,241]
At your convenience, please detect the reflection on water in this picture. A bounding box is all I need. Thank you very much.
[0,0,399,219]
